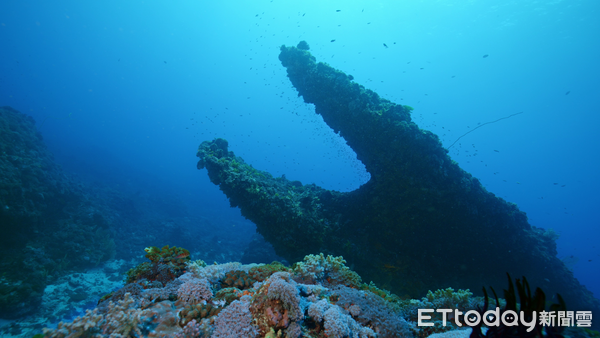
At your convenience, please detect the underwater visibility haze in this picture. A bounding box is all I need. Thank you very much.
[0,0,599,336]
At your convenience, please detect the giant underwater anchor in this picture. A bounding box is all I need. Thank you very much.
[196,42,599,314]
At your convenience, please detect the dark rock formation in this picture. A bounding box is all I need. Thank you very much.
[0,106,116,318]
[196,45,599,316]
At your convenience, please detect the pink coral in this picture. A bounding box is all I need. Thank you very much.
[177,272,213,305]
[266,272,302,321]
[212,295,258,338]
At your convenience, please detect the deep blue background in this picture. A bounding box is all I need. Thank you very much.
[1,1,598,299]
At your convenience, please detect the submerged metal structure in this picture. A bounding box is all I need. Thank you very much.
[197,43,599,313]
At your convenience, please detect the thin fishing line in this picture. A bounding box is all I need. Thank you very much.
[447,112,524,149]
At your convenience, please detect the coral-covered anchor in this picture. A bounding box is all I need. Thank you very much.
[196,41,600,316]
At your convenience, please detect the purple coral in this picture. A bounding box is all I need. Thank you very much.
[333,285,413,338]
[323,306,375,338]
[308,299,375,337]
[266,272,303,321]
[212,295,258,338]
[174,319,201,338]
[177,272,213,305]
[308,299,332,322]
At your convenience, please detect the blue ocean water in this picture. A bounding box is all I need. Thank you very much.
[0,0,598,303]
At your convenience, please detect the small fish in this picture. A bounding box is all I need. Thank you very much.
[493,150,499,152]
[383,43,388,48]
[330,39,336,42]
[483,54,489,58]
[451,75,456,78]
[164,61,167,64]
[336,9,341,12]
[565,91,570,95]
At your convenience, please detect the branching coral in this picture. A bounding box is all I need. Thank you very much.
[293,253,362,288]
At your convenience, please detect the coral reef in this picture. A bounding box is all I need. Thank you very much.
[195,44,600,316]
[39,252,421,337]
[40,249,598,337]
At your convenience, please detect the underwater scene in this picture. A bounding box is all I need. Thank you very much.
[0,1,598,337]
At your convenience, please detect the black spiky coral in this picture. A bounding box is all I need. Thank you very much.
[471,274,566,338]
